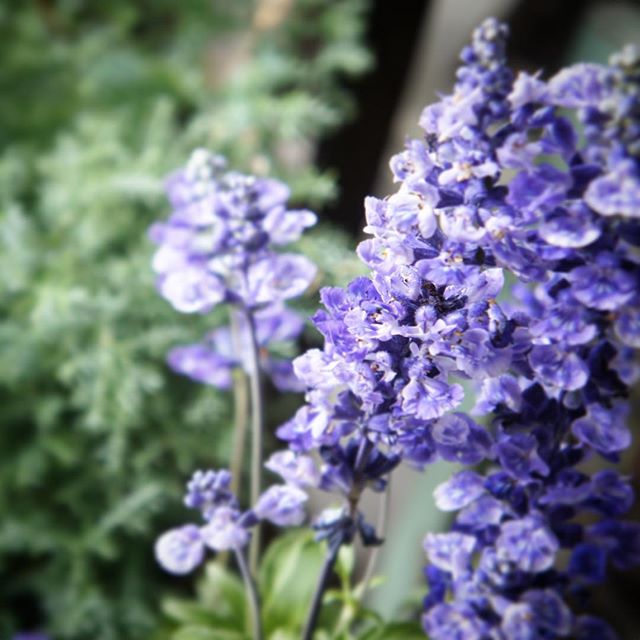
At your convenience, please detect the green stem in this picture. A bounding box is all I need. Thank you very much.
[235,546,263,640]
[242,305,264,574]
[229,311,250,498]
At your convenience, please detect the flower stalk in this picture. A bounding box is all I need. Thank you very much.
[243,305,265,574]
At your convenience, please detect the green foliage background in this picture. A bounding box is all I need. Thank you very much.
[0,1,370,637]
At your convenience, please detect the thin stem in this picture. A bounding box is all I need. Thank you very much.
[242,305,264,574]
[229,311,250,498]
[360,476,391,598]
[214,316,251,570]
[302,538,342,640]
[234,546,263,640]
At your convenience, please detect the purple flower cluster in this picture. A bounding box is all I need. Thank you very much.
[155,469,307,575]
[272,23,514,551]
[149,149,316,390]
[267,17,639,638]
[392,19,640,639]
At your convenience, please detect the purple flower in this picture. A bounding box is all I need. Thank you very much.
[538,202,601,248]
[571,402,631,454]
[547,63,611,108]
[496,516,559,573]
[184,469,236,518]
[433,470,485,511]
[243,253,317,306]
[265,451,320,488]
[401,377,465,421]
[257,19,640,639]
[432,413,493,464]
[614,306,640,348]
[253,484,308,527]
[569,543,607,584]
[501,603,539,640]
[508,71,548,109]
[155,525,205,575]
[263,207,317,244]
[569,253,636,311]
[157,268,225,314]
[521,589,572,635]
[423,602,489,640]
[424,532,476,578]
[496,433,550,480]
[585,159,640,218]
[167,344,234,388]
[201,506,250,551]
[528,344,589,391]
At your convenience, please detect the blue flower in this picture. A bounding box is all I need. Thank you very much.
[433,470,485,511]
[496,515,559,573]
[155,525,205,575]
[201,506,250,551]
[528,344,589,391]
[423,602,489,640]
[571,402,631,454]
[253,484,308,527]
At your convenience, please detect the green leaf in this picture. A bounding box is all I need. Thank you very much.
[171,625,247,640]
[163,598,240,629]
[335,543,355,587]
[356,621,424,640]
[258,529,325,633]
[197,562,247,627]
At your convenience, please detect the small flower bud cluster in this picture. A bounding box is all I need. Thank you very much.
[155,469,307,575]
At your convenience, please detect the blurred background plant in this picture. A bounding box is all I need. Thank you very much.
[0,1,370,638]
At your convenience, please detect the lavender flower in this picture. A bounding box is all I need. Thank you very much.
[151,153,319,586]
[402,18,640,639]
[253,484,308,527]
[150,149,316,314]
[155,525,205,575]
[265,16,639,639]
[150,150,316,392]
